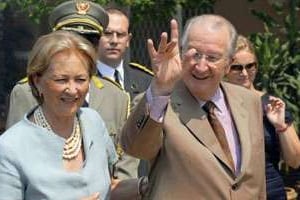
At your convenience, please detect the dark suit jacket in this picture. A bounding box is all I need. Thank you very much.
[123,61,153,100]
[121,81,266,199]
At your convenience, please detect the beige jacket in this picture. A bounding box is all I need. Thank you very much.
[121,81,266,200]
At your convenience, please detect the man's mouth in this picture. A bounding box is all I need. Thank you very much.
[192,73,209,80]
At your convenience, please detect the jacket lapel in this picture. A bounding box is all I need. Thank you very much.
[221,82,251,177]
[171,82,234,172]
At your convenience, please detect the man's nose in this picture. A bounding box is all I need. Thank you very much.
[110,33,118,43]
[194,58,209,72]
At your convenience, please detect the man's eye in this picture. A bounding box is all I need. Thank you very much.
[103,31,113,36]
[206,55,220,62]
[116,32,127,38]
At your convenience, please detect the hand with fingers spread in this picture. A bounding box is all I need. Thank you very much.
[147,19,182,96]
[265,96,287,130]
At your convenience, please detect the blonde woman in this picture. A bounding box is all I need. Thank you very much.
[226,35,300,200]
[0,31,117,200]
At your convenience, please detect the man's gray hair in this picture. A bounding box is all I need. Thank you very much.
[181,14,237,58]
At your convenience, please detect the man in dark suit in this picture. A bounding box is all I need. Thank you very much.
[121,15,266,199]
[97,8,153,100]
[97,7,153,180]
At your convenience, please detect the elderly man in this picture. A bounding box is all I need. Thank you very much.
[121,15,266,199]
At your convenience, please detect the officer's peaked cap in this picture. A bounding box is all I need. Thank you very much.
[49,0,108,35]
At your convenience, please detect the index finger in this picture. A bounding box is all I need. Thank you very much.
[170,19,179,43]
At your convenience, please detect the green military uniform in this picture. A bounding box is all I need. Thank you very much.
[5,0,139,180]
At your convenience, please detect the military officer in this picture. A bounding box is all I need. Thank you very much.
[5,0,134,181]
[97,7,153,181]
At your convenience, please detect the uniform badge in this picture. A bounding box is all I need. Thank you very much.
[116,143,124,159]
[75,0,90,15]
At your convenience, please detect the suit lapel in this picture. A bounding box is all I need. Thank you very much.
[171,82,234,172]
[221,82,251,177]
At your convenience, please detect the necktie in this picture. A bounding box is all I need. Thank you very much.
[114,70,121,85]
[203,101,234,170]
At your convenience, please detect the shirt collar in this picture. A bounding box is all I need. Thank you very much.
[198,86,225,112]
[97,60,124,83]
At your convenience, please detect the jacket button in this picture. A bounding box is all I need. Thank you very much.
[232,183,238,190]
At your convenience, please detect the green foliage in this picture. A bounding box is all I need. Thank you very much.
[249,0,300,131]
[0,0,215,24]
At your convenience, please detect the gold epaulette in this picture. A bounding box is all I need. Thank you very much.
[129,62,154,76]
[125,92,131,119]
[17,77,28,84]
[101,76,123,90]
[91,75,104,89]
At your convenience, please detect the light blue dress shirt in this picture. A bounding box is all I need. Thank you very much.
[0,107,117,200]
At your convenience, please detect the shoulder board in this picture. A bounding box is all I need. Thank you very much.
[129,62,154,76]
[101,76,123,90]
[91,76,104,89]
[17,77,28,84]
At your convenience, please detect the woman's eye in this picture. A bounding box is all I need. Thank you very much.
[54,79,67,83]
[77,78,87,83]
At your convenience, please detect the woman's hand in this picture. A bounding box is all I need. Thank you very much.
[265,96,287,130]
[80,192,100,200]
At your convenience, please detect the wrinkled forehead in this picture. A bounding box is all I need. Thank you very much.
[187,24,231,54]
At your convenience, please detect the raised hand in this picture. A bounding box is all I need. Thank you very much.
[265,96,287,129]
[147,19,182,96]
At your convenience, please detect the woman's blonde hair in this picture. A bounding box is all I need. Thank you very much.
[27,30,97,104]
[235,35,257,61]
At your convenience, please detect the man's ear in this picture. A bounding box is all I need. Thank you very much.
[127,32,132,47]
[128,32,132,40]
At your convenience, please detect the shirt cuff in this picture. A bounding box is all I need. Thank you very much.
[146,86,170,123]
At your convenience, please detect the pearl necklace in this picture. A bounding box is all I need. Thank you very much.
[34,106,82,160]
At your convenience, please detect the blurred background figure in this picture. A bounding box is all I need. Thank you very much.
[97,7,153,99]
[226,34,300,200]
[97,6,152,186]
[0,30,117,200]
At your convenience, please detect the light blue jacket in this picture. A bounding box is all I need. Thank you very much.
[0,107,117,200]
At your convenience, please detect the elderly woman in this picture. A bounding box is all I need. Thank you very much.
[226,35,300,200]
[0,31,117,200]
